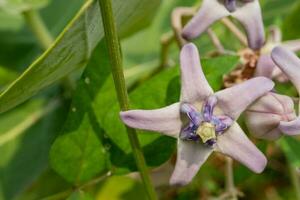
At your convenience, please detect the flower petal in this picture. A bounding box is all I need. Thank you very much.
[215,123,267,173]
[225,0,237,12]
[255,55,276,78]
[282,40,300,52]
[182,0,229,40]
[271,46,300,93]
[180,43,213,102]
[120,103,181,138]
[215,77,274,119]
[279,117,300,136]
[170,139,213,185]
[232,0,265,50]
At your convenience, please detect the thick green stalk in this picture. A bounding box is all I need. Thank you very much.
[98,0,158,200]
[22,10,53,50]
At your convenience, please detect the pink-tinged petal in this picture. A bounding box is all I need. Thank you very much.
[120,103,181,138]
[271,46,300,92]
[255,55,276,78]
[245,93,296,140]
[279,117,300,136]
[215,123,267,173]
[282,40,300,52]
[232,0,265,50]
[182,0,229,40]
[170,139,213,185]
[180,43,213,102]
[215,77,274,119]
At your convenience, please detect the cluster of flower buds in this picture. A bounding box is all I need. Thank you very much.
[120,0,300,185]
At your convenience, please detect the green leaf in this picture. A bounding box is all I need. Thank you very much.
[0,0,161,113]
[0,0,84,72]
[0,98,68,199]
[282,1,300,40]
[202,55,239,91]
[0,10,23,31]
[50,43,111,184]
[95,176,147,200]
[67,191,93,200]
[0,66,18,88]
[278,136,300,167]
[0,0,49,13]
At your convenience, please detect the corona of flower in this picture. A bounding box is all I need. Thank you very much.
[120,43,274,185]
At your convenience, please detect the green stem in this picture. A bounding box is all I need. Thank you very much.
[98,0,158,200]
[289,164,300,200]
[22,10,53,50]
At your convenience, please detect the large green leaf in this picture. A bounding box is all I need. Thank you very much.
[67,191,93,200]
[0,98,68,200]
[0,0,161,113]
[95,176,147,200]
[0,0,84,73]
[50,43,111,184]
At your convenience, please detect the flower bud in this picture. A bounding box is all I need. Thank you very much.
[245,92,296,140]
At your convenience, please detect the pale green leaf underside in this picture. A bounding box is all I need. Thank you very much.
[0,0,160,113]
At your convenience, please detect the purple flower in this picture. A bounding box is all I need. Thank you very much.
[182,0,264,50]
[255,27,300,82]
[120,43,274,185]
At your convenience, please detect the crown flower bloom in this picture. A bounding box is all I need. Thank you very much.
[182,0,264,50]
[120,43,274,185]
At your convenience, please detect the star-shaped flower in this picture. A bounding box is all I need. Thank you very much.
[256,26,300,82]
[182,0,265,50]
[120,43,274,185]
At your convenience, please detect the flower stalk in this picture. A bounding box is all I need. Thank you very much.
[98,0,158,199]
[225,157,238,200]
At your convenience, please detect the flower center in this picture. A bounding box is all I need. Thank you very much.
[196,122,217,143]
[180,96,233,146]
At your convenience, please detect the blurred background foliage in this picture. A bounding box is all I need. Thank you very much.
[0,0,299,199]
